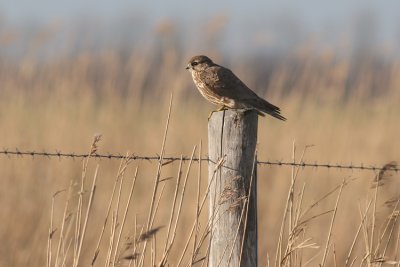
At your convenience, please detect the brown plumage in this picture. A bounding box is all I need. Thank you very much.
[186,55,286,121]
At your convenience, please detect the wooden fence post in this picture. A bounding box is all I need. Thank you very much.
[208,109,258,267]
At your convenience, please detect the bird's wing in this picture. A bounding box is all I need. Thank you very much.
[201,65,286,120]
[200,65,258,99]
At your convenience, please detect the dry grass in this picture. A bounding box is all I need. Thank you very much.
[0,24,399,266]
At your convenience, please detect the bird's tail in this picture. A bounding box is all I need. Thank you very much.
[252,98,287,121]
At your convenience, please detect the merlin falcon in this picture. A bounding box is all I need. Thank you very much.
[186,55,286,121]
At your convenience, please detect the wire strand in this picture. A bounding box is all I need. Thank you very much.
[0,149,398,172]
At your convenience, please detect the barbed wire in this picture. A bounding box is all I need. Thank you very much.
[0,148,398,173]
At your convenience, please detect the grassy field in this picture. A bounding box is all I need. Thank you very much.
[0,32,399,266]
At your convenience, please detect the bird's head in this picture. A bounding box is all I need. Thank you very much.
[186,55,214,72]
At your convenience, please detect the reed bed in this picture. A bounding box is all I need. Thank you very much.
[0,24,399,266]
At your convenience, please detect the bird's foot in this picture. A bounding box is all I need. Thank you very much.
[208,106,227,120]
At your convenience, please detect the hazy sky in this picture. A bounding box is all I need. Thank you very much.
[1,0,398,28]
[1,0,399,55]
[0,0,400,26]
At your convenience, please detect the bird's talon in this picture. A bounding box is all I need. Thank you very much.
[216,106,227,112]
[207,112,213,121]
[208,107,227,120]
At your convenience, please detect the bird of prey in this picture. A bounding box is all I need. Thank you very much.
[186,55,286,121]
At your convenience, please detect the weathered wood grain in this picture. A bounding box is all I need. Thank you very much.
[208,109,258,267]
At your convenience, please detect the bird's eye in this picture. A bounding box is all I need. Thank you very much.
[192,61,199,66]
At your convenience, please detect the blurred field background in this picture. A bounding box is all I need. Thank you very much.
[0,2,399,266]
